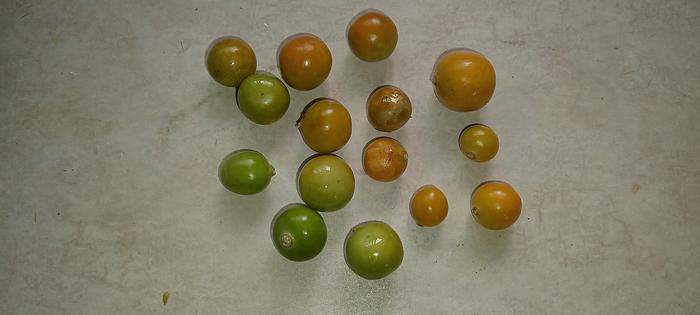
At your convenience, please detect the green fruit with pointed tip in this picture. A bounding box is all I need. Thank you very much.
[271,203,327,261]
[344,221,403,280]
[237,72,290,125]
[297,154,355,212]
[218,150,275,195]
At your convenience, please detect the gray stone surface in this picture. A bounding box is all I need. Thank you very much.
[1,0,699,314]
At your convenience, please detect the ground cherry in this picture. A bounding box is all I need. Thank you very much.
[218,149,275,195]
[297,98,352,153]
[346,9,398,62]
[205,36,256,87]
[237,71,290,125]
[366,85,412,132]
[470,181,522,230]
[410,185,448,227]
[459,123,499,162]
[297,154,355,212]
[344,221,403,280]
[431,48,496,111]
[362,137,408,182]
[271,203,327,261]
[278,33,332,91]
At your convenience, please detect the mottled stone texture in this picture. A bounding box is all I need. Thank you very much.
[1,0,699,314]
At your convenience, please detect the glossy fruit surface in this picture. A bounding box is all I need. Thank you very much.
[278,34,332,90]
[431,48,495,111]
[218,150,275,195]
[205,36,256,87]
[271,203,327,261]
[297,155,355,212]
[297,98,352,153]
[459,124,499,162]
[362,137,408,182]
[344,221,403,280]
[346,9,398,62]
[410,185,448,227]
[471,181,522,230]
[366,85,411,132]
[237,72,290,124]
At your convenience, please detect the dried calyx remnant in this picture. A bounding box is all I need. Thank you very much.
[280,233,294,248]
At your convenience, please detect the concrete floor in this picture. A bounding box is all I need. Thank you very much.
[1,0,699,314]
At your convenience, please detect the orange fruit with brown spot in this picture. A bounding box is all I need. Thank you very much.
[410,185,448,227]
[366,85,412,132]
[431,48,496,112]
[362,137,408,182]
[278,33,332,91]
[471,181,522,230]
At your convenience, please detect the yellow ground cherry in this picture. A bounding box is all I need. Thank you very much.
[459,124,499,162]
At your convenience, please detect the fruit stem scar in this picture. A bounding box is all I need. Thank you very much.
[471,207,479,217]
[280,233,294,248]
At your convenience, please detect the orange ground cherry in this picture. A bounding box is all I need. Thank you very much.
[410,185,448,227]
[431,48,496,111]
[297,98,352,153]
[346,9,398,62]
[362,137,408,182]
[278,33,332,91]
[470,181,522,230]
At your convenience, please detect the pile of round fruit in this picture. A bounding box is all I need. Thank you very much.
[207,9,522,280]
